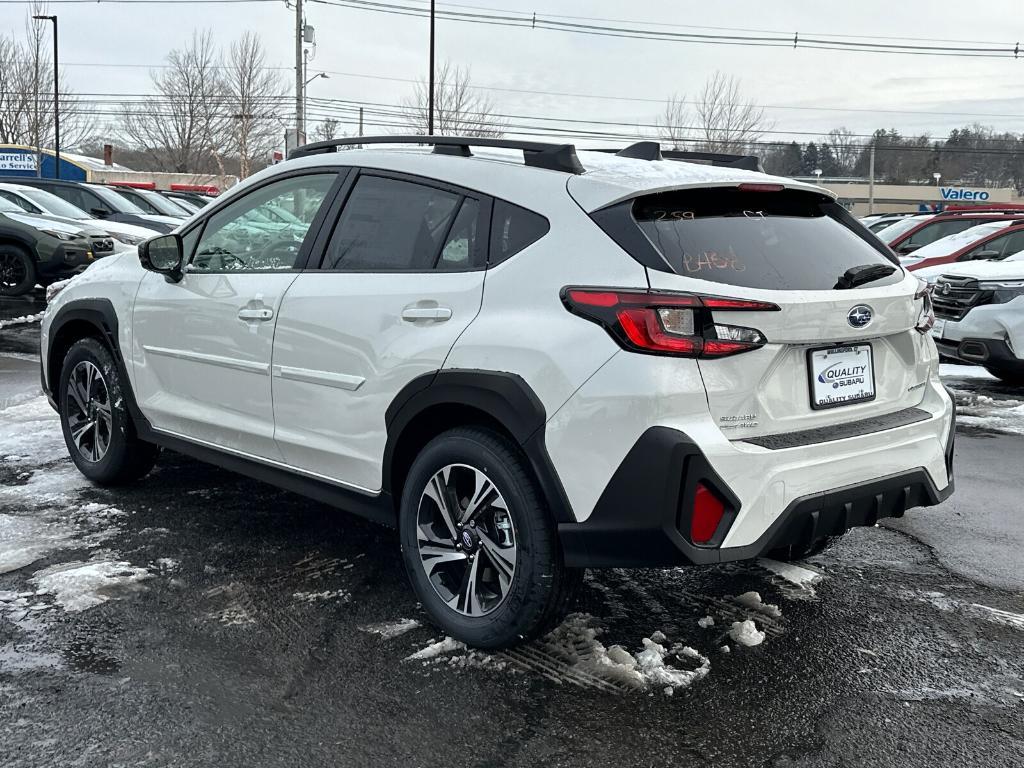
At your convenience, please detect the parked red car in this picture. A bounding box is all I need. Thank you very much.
[901,220,1024,272]
[882,209,1024,255]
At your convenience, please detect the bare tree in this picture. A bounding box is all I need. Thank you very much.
[826,127,860,175]
[0,7,93,152]
[120,31,226,173]
[694,72,771,155]
[657,94,691,150]
[401,60,507,137]
[312,118,341,143]
[224,32,286,178]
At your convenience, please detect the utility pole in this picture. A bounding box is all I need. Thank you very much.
[358,107,363,136]
[868,143,876,215]
[294,0,304,144]
[33,30,40,177]
[428,0,435,134]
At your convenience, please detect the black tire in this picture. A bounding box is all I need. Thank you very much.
[767,534,839,562]
[58,337,159,485]
[983,365,1024,386]
[399,426,581,649]
[0,244,36,297]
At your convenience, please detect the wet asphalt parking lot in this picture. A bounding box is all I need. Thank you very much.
[1,292,1023,768]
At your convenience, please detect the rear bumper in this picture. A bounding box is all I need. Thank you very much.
[559,419,955,568]
[936,337,1023,371]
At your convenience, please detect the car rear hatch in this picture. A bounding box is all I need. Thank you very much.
[578,184,934,441]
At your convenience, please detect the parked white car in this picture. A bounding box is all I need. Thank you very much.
[40,137,955,647]
[929,254,1024,384]
[0,182,159,249]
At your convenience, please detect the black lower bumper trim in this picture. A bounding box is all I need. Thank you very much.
[741,407,931,450]
[559,426,953,568]
[936,337,1022,370]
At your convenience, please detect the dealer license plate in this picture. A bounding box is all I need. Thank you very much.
[808,344,875,410]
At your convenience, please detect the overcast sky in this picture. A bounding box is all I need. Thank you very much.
[5,0,1024,148]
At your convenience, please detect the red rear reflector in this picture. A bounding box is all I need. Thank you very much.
[737,183,785,192]
[691,482,726,544]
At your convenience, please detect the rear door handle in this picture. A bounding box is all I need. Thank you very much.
[238,308,274,321]
[401,306,452,322]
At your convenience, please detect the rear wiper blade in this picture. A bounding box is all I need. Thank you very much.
[834,263,897,290]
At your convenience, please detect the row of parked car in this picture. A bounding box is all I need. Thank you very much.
[862,207,1024,384]
[0,178,214,297]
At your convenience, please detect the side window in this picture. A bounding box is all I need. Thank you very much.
[489,199,549,265]
[189,173,335,272]
[962,234,1009,261]
[322,175,462,271]
[0,191,35,212]
[908,219,975,246]
[438,198,480,270]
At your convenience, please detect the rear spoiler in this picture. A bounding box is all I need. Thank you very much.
[592,142,764,173]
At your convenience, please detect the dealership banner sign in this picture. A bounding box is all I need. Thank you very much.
[0,152,38,172]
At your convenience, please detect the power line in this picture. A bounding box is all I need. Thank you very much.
[2,0,1020,58]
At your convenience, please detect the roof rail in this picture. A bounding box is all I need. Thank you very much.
[592,142,764,172]
[288,135,585,174]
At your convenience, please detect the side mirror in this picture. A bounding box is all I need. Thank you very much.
[90,207,111,218]
[139,233,184,281]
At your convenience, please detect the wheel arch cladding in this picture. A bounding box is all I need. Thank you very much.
[46,299,139,419]
[383,370,576,524]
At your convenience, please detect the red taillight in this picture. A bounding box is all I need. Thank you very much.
[737,183,786,192]
[561,287,777,358]
[690,482,726,544]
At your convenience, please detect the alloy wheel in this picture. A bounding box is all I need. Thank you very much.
[0,252,27,290]
[66,360,113,463]
[416,463,518,617]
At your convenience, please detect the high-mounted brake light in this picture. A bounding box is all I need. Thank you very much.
[561,287,778,358]
[737,183,786,192]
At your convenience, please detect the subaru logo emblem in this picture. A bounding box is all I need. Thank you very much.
[941,283,950,295]
[847,305,873,328]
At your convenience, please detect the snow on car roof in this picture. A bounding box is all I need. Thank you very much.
[279,143,828,214]
[905,220,1017,260]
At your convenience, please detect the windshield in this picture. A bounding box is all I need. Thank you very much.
[87,184,146,214]
[630,188,902,290]
[906,221,1015,260]
[138,190,191,216]
[875,215,933,242]
[22,188,89,219]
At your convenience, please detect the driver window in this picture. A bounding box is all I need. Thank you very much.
[189,173,335,272]
[962,234,1008,261]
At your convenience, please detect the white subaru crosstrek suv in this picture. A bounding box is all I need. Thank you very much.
[929,253,1024,384]
[40,137,955,648]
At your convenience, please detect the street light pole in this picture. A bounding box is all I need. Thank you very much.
[428,0,435,134]
[294,0,304,143]
[33,15,58,178]
[303,71,327,133]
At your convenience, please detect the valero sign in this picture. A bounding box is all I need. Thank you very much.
[940,186,991,201]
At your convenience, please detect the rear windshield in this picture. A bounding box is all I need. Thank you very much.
[630,188,902,290]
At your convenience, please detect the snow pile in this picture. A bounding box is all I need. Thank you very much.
[540,613,711,694]
[728,619,766,647]
[759,558,823,597]
[361,618,421,640]
[697,616,715,628]
[734,591,783,619]
[0,396,68,466]
[0,513,75,575]
[406,636,466,661]
[0,312,43,330]
[30,558,152,612]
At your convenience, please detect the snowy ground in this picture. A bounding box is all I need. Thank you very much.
[1,300,1023,766]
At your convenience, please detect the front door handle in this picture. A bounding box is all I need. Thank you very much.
[401,306,452,322]
[238,307,274,321]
